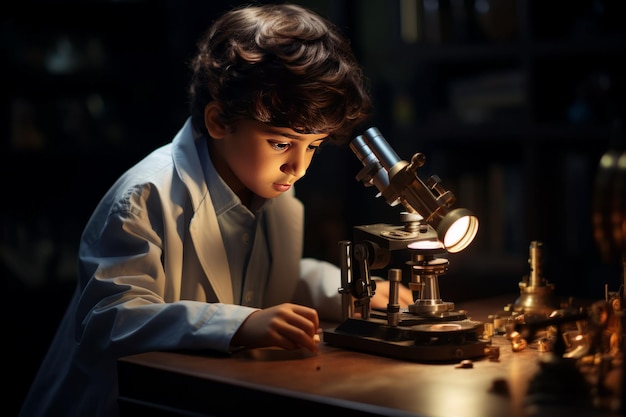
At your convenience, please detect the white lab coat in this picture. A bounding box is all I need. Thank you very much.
[19,118,343,417]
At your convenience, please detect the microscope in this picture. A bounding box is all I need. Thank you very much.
[323,127,484,362]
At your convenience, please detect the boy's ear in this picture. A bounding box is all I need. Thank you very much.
[204,102,227,139]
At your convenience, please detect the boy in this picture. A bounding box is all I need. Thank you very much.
[19,3,414,417]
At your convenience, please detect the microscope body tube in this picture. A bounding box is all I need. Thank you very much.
[360,127,447,220]
[362,127,402,171]
[350,135,391,193]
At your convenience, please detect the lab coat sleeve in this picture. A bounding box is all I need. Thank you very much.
[75,184,255,358]
[293,258,343,322]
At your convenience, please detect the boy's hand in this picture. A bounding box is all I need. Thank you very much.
[232,303,321,352]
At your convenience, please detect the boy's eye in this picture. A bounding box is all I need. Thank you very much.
[309,139,328,152]
[268,139,325,152]
[269,141,290,151]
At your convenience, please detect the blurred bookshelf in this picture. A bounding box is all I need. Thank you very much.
[343,0,626,301]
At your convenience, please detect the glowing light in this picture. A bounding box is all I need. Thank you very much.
[408,240,444,250]
[440,210,479,253]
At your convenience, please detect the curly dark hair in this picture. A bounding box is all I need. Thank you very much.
[188,3,372,144]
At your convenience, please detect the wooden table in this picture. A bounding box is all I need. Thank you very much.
[117,294,623,416]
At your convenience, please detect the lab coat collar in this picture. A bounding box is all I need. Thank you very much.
[172,118,234,304]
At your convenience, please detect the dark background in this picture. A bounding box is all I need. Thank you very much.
[2,0,625,414]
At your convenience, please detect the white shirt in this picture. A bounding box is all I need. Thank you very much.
[198,137,270,306]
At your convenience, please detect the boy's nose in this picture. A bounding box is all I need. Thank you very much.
[281,152,308,178]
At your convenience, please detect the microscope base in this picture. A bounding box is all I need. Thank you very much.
[324,316,488,362]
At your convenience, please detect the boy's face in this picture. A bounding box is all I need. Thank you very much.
[212,119,327,202]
